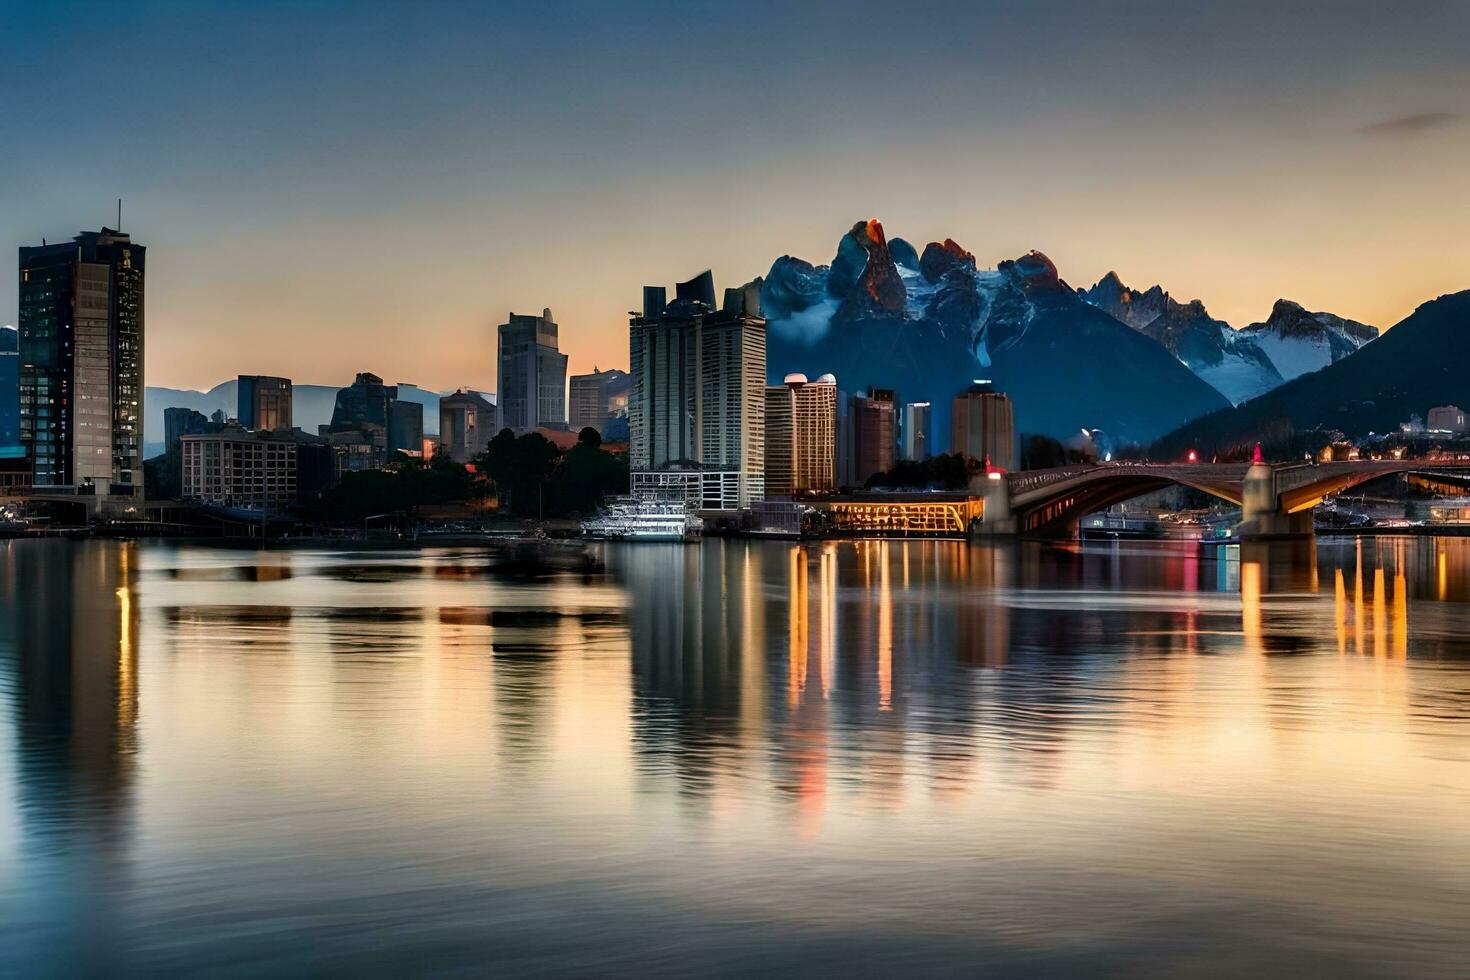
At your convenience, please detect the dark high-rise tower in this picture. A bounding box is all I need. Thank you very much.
[497,308,567,434]
[238,375,293,431]
[18,228,145,495]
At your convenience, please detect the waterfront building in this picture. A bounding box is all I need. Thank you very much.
[764,384,795,497]
[901,401,932,461]
[498,308,568,434]
[849,387,896,487]
[952,381,1015,470]
[765,372,837,497]
[628,271,765,509]
[439,389,496,463]
[1427,405,1468,435]
[568,367,631,435]
[18,227,145,495]
[181,424,332,514]
[238,375,293,431]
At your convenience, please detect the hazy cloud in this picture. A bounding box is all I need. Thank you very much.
[1358,112,1459,137]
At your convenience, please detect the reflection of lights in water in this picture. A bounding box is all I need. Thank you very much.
[1240,561,1261,653]
[1438,546,1447,602]
[1334,569,1348,655]
[1354,540,1365,653]
[878,540,892,712]
[1373,568,1386,659]
[788,546,808,706]
[819,544,836,699]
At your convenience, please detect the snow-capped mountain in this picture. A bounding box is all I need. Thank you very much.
[763,221,1229,449]
[1078,274,1378,402]
[1240,299,1378,381]
[1078,273,1282,404]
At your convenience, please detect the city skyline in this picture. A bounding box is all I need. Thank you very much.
[3,1,1468,392]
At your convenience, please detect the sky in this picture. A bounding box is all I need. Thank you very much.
[2,0,1468,394]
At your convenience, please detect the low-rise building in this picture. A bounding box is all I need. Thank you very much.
[181,425,332,513]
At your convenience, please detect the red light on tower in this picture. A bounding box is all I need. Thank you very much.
[1186,450,1198,463]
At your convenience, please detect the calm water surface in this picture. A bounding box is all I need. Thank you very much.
[3,536,1470,977]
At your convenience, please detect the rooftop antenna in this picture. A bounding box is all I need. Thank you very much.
[117,199,122,230]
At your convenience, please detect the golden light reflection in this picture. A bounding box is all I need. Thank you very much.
[1241,561,1262,655]
[1334,569,1348,656]
[818,544,837,699]
[1354,540,1365,653]
[878,540,892,712]
[1373,568,1387,659]
[788,546,808,706]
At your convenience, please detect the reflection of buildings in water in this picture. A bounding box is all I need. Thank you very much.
[0,540,138,970]
[614,542,773,801]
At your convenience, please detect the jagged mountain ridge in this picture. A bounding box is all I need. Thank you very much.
[1154,290,1470,456]
[763,220,1230,450]
[1077,273,1378,402]
[1078,272,1282,404]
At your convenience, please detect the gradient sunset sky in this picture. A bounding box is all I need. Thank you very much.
[3,0,1467,393]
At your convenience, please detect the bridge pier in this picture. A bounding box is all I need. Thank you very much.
[1237,461,1314,540]
[972,473,1015,537]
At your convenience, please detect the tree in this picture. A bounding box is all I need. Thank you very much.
[478,429,560,516]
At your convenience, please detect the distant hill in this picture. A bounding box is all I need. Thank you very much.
[143,380,451,457]
[1153,289,1470,457]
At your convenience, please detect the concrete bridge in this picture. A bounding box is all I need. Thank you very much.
[980,459,1470,539]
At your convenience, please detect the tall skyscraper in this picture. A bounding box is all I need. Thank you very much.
[764,384,795,498]
[901,402,932,461]
[952,381,1015,470]
[849,387,896,487]
[497,308,568,434]
[765,372,837,497]
[440,389,496,463]
[18,228,144,495]
[568,367,631,435]
[628,271,765,510]
[238,375,293,431]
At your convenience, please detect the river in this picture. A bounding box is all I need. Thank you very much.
[2,537,1469,977]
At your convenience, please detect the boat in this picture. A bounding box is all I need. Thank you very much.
[581,494,699,541]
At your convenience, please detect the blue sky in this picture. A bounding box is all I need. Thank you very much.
[3,0,1467,390]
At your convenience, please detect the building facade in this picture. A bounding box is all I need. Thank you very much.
[1427,405,1468,434]
[901,401,932,461]
[628,272,765,509]
[497,308,568,434]
[322,372,422,467]
[0,327,17,451]
[238,375,293,431]
[848,387,896,487]
[439,389,495,463]
[951,381,1015,470]
[766,372,836,497]
[181,426,300,513]
[568,367,631,435]
[18,228,145,495]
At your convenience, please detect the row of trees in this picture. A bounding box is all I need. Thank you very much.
[318,427,628,523]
